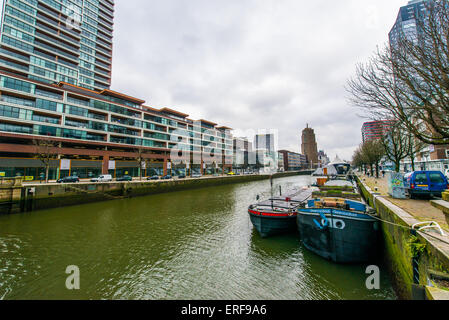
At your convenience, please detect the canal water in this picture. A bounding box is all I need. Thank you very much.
[0,175,396,300]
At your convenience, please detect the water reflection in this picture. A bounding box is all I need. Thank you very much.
[0,176,396,300]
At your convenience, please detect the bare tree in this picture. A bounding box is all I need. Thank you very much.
[406,133,427,171]
[347,1,449,145]
[33,139,59,183]
[361,139,385,178]
[380,124,410,172]
[352,146,366,173]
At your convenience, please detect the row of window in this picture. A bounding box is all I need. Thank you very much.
[0,76,233,146]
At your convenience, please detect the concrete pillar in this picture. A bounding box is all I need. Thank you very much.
[163,159,167,176]
[102,155,110,174]
[13,177,23,187]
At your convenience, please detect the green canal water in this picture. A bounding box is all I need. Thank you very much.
[0,176,397,300]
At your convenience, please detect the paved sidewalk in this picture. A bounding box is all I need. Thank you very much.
[360,174,449,232]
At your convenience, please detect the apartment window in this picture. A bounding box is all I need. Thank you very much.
[32,114,59,124]
[34,88,62,100]
[4,15,35,34]
[35,99,63,112]
[66,105,88,117]
[33,125,59,137]
[5,5,36,25]
[0,122,33,134]
[0,105,20,118]
[67,96,90,107]
[1,94,35,107]
[0,76,35,93]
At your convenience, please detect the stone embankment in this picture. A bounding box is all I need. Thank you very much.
[357,176,449,300]
[0,171,312,214]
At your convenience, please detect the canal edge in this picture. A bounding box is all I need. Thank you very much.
[356,176,449,300]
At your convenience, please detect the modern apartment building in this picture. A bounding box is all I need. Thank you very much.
[0,0,114,91]
[361,120,396,143]
[0,0,234,180]
[0,72,233,180]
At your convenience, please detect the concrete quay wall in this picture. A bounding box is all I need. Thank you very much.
[0,171,312,214]
[357,177,449,300]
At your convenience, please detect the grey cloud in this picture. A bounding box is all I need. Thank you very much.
[112,0,406,159]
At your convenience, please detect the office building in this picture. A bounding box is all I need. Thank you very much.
[277,151,284,172]
[233,136,254,172]
[254,133,275,152]
[278,150,307,171]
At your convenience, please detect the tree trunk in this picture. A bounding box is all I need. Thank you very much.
[375,162,379,178]
[395,161,400,173]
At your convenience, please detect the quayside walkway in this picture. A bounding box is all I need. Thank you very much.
[360,174,448,231]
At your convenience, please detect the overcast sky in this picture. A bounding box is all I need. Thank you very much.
[110,0,406,160]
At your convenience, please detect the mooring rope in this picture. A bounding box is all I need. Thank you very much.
[356,178,449,246]
[367,207,449,246]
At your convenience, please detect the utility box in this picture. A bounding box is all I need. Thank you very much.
[387,171,407,199]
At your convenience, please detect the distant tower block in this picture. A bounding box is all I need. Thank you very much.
[301,124,318,166]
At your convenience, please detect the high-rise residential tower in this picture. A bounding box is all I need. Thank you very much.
[0,0,114,91]
[0,0,234,180]
[361,120,396,143]
[301,125,318,167]
[389,0,429,47]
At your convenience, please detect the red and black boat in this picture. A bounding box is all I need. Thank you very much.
[248,189,312,238]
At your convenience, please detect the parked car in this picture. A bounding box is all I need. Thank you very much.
[403,171,448,198]
[445,169,449,180]
[117,175,132,182]
[227,172,236,175]
[162,175,172,180]
[177,175,186,179]
[147,175,160,180]
[91,174,113,182]
[191,173,202,178]
[57,176,80,183]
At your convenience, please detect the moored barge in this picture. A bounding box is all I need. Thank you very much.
[248,189,312,238]
[297,197,380,263]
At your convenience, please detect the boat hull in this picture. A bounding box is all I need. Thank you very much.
[249,210,297,238]
[297,208,380,263]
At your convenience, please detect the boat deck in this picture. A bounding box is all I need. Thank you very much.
[251,189,312,212]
